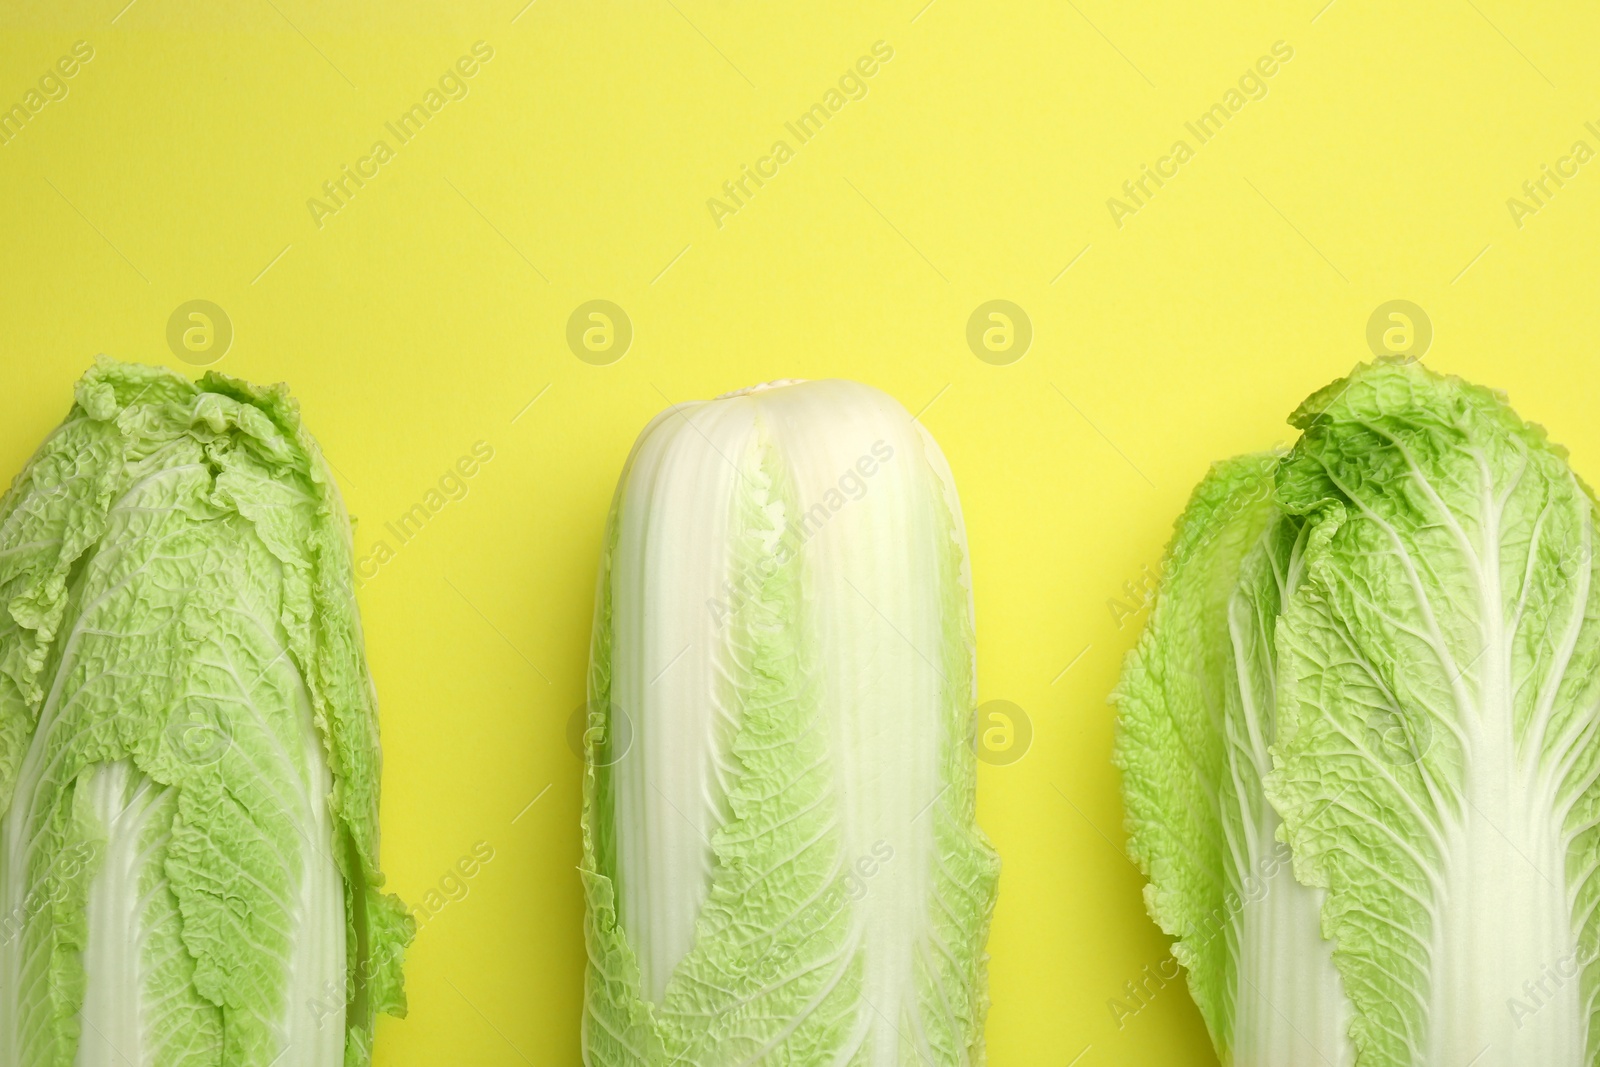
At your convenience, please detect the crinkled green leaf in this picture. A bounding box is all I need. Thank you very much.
[1116,453,1353,1067]
[1267,361,1600,1066]
[0,359,411,1067]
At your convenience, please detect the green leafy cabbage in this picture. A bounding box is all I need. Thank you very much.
[581,379,1000,1066]
[0,360,411,1067]
[1118,359,1600,1066]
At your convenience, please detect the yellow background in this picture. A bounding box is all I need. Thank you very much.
[3,1,1599,1063]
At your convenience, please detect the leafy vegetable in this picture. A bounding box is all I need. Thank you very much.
[1119,359,1600,1066]
[581,379,1000,1066]
[0,360,411,1067]
[1116,452,1353,1067]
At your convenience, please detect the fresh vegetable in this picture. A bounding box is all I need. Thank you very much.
[581,379,1000,1066]
[1118,359,1600,1066]
[1116,452,1353,1067]
[0,360,411,1067]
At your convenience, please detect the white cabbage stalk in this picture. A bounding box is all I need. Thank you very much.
[581,379,1000,1066]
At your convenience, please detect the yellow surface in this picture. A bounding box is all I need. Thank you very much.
[3,1,1599,1063]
